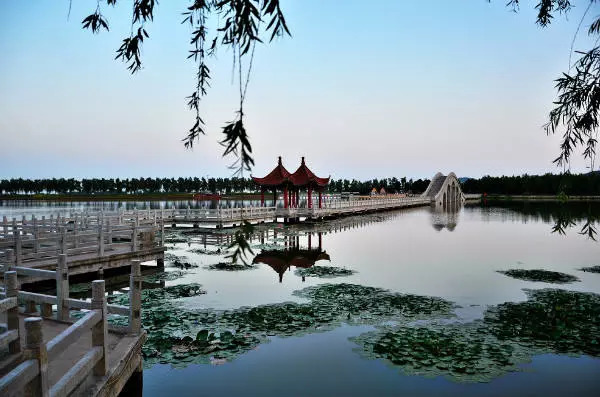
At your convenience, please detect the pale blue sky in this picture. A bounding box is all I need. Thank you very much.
[0,1,597,180]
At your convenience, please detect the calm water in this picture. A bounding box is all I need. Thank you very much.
[2,201,599,396]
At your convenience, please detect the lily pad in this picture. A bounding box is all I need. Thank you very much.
[579,265,600,273]
[294,266,356,278]
[497,269,579,284]
[204,262,257,271]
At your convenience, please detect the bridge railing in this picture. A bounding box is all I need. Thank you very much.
[0,257,142,335]
[0,222,163,269]
[0,278,117,397]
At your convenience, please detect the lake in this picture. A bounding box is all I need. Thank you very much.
[2,200,599,396]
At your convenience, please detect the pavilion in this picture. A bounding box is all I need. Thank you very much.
[252,157,330,209]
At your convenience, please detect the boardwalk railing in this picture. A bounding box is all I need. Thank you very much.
[1,195,462,233]
[0,261,143,396]
[0,258,143,334]
[0,280,110,397]
[0,222,163,270]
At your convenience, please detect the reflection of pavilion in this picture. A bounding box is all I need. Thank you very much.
[430,201,461,232]
[253,248,331,283]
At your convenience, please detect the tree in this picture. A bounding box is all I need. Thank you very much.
[75,1,600,173]
[504,0,599,170]
[78,0,289,176]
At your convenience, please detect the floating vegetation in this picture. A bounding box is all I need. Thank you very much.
[294,265,356,278]
[353,323,527,383]
[143,270,188,283]
[497,269,579,284]
[108,283,206,306]
[170,259,199,269]
[294,283,455,322]
[353,288,600,382]
[484,288,600,356]
[134,283,454,367]
[204,262,256,271]
[579,265,600,273]
[189,248,224,255]
[164,237,190,244]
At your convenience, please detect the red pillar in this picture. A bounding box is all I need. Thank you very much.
[260,189,265,207]
[284,186,288,209]
[318,191,322,209]
[308,186,313,209]
[296,189,300,207]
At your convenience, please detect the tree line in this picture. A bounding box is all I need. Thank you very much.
[0,176,431,196]
[461,172,600,196]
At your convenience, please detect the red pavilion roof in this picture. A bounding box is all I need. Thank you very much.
[251,156,329,188]
[289,157,330,187]
[251,156,291,187]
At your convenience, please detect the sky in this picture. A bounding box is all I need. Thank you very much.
[0,0,598,180]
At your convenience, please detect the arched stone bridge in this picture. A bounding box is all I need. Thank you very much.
[422,172,465,206]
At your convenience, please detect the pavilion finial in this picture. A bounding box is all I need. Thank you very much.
[278,156,282,165]
[301,156,305,165]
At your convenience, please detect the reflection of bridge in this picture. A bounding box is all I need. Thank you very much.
[1,173,481,230]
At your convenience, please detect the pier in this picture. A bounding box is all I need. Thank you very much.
[0,261,145,397]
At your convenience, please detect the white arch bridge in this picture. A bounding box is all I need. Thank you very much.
[422,172,468,207]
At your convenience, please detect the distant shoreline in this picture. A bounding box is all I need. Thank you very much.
[0,193,263,202]
[2,193,600,202]
[482,194,600,201]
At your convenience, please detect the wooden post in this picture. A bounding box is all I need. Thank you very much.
[5,249,15,271]
[284,186,288,209]
[24,317,49,397]
[129,260,142,335]
[56,254,69,321]
[91,280,108,376]
[15,230,22,267]
[260,189,265,207]
[33,216,39,253]
[25,299,37,315]
[107,221,112,248]
[5,271,20,353]
[2,215,7,237]
[308,186,313,209]
[132,225,138,252]
[319,191,323,209]
[160,219,165,246]
[98,224,105,257]
[60,228,67,255]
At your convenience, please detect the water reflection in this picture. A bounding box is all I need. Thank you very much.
[430,201,461,232]
[253,248,331,282]
[479,201,600,240]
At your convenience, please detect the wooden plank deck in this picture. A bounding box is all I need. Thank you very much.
[0,266,145,397]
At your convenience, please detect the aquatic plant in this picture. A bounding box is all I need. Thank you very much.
[170,259,199,269]
[108,283,206,306]
[204,262,256,271]
[353,323,527,383]
[579,265,600,273]
[294,266,356,278]
[132,283,454,367]
[497,269,579,284]
[484,288,600,356]
[188,248,224,255]
[143,270,188,283]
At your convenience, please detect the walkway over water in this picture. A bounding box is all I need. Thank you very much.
[0,263,145,397]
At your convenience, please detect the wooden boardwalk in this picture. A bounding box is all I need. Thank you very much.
[0,262,145,397]
[0,217,165,283]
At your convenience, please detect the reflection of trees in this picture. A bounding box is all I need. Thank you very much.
[430,201,461,232]
[481,201,599,241]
